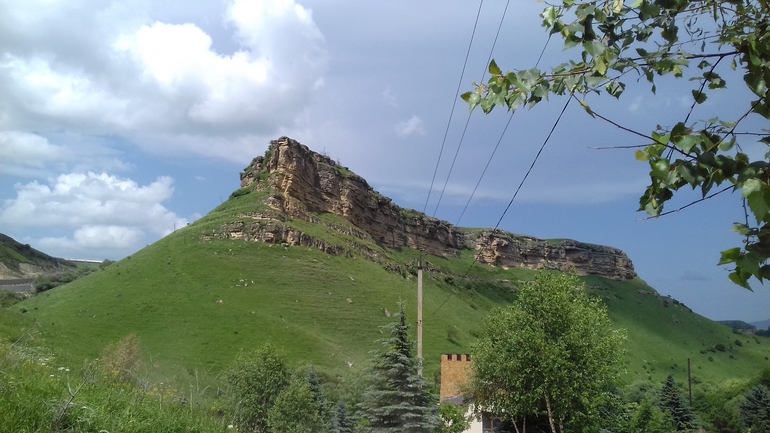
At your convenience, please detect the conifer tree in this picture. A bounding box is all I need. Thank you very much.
[306,366,334,431]
[333,398,356,433]
[360,304,439,433]
[740,385,770,433]
[659,375,697,432]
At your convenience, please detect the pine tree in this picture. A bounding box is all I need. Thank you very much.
[333,398,356,433]
[740,385,770,433]
[360,303,439,433]
[659,375,697,432]
[306,366,334,431]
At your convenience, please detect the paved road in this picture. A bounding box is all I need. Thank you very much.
[0,279,34,294]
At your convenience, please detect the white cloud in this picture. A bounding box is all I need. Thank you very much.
[0,0,328,162]
[395,115,426,137]
[382,87,398,107]
[0,131,66,166]
[0,172,187,253]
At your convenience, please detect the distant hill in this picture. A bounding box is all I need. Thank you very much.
[752,319,770,331]
[9,137,770,387]
[0,233,74,279]
[718,320,757,333]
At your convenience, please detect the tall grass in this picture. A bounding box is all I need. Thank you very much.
[0,340,227,433]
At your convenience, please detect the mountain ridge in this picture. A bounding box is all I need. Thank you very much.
[0,233,74,279]
[232,136,636,280]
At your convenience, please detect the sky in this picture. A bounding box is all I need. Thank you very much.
[1,0,768,323]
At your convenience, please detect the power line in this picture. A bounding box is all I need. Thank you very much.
[455,35,553,226]
[430,95,573,318]
[431,0,511,218]
[430,36,556,316]
[422,0,485,215]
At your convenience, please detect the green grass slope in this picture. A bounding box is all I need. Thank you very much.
[7,187,770,388]
[0,233,74,277]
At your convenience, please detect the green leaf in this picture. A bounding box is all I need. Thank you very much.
[691,90,707,104]
[742,178,763,198]
[747,187,770,224]
[465,92,481,111]
[489,59,502,76]
[651,131,670,145]
[635,150,648,161]
[737,252,762,279]
[719,247,741,265]
[728,271,752,290]
[675,135,700,153]
[579,100,596,118]
[605,81,625,98]
[744,73,767,98]
[650,159,671,181]
[612,0,623,13]
[731,223,751,236]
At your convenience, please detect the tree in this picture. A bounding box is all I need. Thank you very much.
[268,374,328,433]
[463,0,770,289]
[333,398,357,433]
[632,399,675,433]
[226,342,290,433]
[740,384,770,432]
[360,303,439,433]
[439,402,471,433]
[659,374,697,431]
[469,271,626,433]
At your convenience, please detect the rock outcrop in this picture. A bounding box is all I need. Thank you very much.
[235,137,636,280]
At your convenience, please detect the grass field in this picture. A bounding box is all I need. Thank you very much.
[3,179,769,399]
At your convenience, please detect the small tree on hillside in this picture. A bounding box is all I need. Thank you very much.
[333,398,357,433]
[469,271,626,433]
[360,303,439,433]
[226,342,290,433]
[740,384,770,433]
[268,374,328,433]
[659,375,697,432]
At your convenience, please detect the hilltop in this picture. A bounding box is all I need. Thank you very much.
[234,137,636,280]
[0,233,74,279]
[6,137,770,387]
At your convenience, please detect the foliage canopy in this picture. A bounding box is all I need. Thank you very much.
[469,271,625,433]
[360,303,439,433]
[463,0,770,289]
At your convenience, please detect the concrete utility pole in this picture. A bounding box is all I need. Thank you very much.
[417,256,423,378]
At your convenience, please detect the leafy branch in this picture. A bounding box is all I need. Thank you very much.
[464,0,770,289]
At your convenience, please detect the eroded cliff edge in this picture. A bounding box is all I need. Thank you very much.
[234,137,635,280]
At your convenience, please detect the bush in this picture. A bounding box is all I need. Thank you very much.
[99,334,143,384]
[715,343,726,352]
[735,339,743,347]
[226,342,290,433]
[0,290,24,308]
[229,187,251,199]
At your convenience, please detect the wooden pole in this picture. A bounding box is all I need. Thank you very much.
[417,256,423,378]
[687,358,692,406]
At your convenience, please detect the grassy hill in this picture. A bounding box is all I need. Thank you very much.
[3,179,769,393]
[0,233,74,279]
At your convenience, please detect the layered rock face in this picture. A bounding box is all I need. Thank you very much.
[237,137,636,280]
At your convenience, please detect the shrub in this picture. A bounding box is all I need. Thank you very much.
[99,334,143,384]
[715,343,726,352]
[229,187,251,199]
[0,290,24,308]
[226,342,290,433]
[735,339,743,347]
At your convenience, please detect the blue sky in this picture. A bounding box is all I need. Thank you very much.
[1,0,768,323]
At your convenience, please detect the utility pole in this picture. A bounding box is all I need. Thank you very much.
[687,358,692,405]
[417,256,423,378]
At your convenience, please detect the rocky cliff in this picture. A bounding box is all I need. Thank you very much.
[234,137,636,280]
